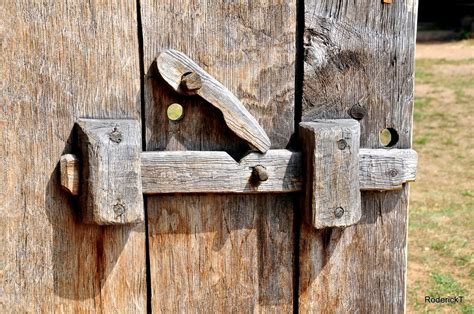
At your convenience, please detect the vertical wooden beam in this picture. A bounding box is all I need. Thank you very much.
[1,1,146,312]
[140,0,296,312]
[299,0,418,312]
[77,119,144,225]
[300,120,361,229]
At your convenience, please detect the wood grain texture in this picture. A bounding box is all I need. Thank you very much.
[157,49,271,153]
[60,154,80,196]
[141,150,302,194]
[77,119,144,225]
[0,1,146,312]
[141,149,416,194]
[299,120,361,229]
[141,0,296,311]
[300,0,418,312]
[359,148,417,191]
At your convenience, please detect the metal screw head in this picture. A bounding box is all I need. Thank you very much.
[167,103,184,121]
[334,207,344,218]
[337,139,347,150]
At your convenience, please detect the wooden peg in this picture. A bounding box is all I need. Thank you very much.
[180,71,202,92]
[60,154,80,195]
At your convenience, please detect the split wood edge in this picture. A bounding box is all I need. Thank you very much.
[61,148,417,194]
[156,49,271,153]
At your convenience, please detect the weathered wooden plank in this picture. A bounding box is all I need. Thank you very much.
[77,119,144,225]
[299,120,361,229]
[141,150,302,194]
[141,0,296,311]
[0,1,146,312]
[156,49,271,153]
[299,0,418,312]
[60,148,416,196]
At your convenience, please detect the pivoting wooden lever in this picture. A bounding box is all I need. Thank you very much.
[156,49,271,153]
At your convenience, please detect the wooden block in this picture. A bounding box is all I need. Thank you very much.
[77,119,144,225]
[60,154,80,195]
[299,120,361,229]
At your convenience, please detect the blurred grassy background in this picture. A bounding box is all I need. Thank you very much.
[407,39,474,313]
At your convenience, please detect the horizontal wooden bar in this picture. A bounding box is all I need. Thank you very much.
[140,148,417,194]
[141,149,303,194]
[359,148,418,191]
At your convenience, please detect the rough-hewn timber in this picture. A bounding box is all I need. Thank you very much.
[299,120,361,229]
[141,0,296,311]
[156,49,271,153]
[0,1,146,312]
[299,0,418,312]
[77,119,144,225]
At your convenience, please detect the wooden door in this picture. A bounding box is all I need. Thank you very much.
[1,1,146,312]
[140,1,297,312]
[2,1,418,313]
[298,1,419,312]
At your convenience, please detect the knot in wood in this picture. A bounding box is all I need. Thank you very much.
[252,165,269,182]
[388,169,398,178]
[109,127,122,143]
[334,207,344,218]
[180,71,202,92]
[337,139,347,150]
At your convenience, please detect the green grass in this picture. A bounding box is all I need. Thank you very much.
[428,272,466,296]
[408,45,473,313]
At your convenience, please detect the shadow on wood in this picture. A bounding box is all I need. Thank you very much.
[144,64,296,311]
[299,189,407,311]
[43,131,139,301]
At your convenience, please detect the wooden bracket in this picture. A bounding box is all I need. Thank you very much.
[75,119,144,225]
[300,120,361,229]
[61,119,417,227]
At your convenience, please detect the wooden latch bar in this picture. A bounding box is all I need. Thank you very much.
[60,118,417,227]
[59,49,417,228]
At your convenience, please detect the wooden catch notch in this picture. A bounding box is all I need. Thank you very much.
[61,119,417,227]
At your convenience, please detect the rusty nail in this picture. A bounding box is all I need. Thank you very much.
[334,207,344,218]
[113,201,126,219]
[252,165,269,182]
